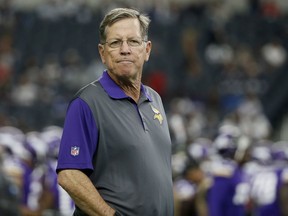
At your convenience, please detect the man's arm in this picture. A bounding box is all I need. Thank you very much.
[58,169,116,216]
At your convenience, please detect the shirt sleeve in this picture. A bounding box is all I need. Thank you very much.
[56,97,98,173]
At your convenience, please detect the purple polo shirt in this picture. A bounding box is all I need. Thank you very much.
[56,71,151,173]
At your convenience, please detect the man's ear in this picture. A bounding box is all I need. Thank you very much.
[98,44,105,64]
[145,41,152,62]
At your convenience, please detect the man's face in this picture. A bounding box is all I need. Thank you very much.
[98,18,152,81]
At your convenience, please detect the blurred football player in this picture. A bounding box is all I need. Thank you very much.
[41,126,75,216]
[207,130,251,216]
[250,141,288,216]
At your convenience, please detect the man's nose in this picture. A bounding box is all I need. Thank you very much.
[120,40,131,53]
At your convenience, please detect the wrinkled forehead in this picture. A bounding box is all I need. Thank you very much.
[105,18,142,39]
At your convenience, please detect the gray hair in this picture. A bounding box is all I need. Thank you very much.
[99,8,151,44]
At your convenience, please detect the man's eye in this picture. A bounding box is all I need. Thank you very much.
[128,40,141,46]
[109,40,121,47]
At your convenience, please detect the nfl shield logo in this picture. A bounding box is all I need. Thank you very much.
[71,146,80,156]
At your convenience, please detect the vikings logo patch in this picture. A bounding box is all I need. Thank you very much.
[151,105,163,125]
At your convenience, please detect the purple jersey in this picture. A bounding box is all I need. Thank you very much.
[20,161,44,210]
[207,160,250,216]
